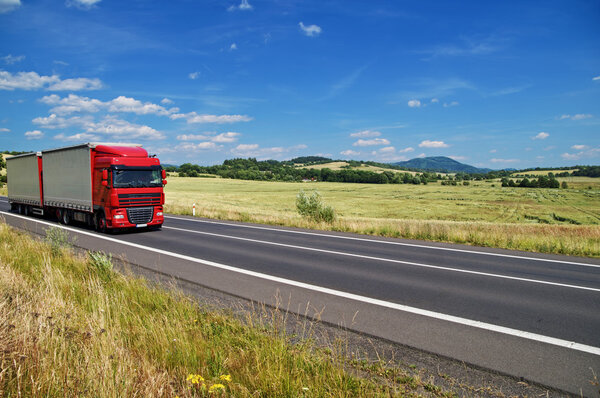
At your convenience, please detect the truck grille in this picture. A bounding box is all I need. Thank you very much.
[126,207,154,225]
[119,193,161,207]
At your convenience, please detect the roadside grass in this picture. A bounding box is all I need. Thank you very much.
[164,177,600,257]
[0,222,457,397]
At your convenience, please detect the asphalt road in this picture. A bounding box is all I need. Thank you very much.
[1,197,599,396]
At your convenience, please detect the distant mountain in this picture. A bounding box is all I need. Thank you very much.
[393,156,492,174]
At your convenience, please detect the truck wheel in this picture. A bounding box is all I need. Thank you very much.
[95,212,107,233]
[18,204,24,215]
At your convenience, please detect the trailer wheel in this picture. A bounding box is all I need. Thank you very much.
[62,210,71,225]
[17,204,24,215]
[95,212,107,233]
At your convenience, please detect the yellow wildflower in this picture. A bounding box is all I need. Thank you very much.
[209,383,226,393]
[219,374,232,382]
[186,374,204,384]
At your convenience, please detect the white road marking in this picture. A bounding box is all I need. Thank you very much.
[165,215,600,268]
[163,225,600,292]
[1,210,599,357]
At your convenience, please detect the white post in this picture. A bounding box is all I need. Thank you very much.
[193,203,196,216]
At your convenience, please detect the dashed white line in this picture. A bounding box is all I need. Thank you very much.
[1,209,599,357]
[162,225,600,292]
[165,215,600,268]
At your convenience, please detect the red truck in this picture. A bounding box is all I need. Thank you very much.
[7,143,166,232]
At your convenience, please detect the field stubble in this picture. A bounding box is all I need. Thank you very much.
[164,177,600,257]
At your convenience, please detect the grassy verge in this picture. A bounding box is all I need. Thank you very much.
[0,222,456,397]
[164,177,600,257]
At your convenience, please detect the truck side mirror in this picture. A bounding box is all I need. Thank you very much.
[102,169,108,180]
[161,169,167,179]
[102,180,108,187]
[162,179,168,185]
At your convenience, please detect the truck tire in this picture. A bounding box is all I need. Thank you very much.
[95,212,107,233]
[62,210,71,225]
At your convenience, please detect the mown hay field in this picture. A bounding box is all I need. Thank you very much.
[164,177,600,257]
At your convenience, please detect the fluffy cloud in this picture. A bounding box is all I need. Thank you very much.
[353,138,391,147]
[32,114,93,129]
[228,0,252,11]
[449,155,467,161]
[350,130,381,138]
[25,130,44,140]
[177,132,240,143]
[593,76,600,81]
[53,133,100,142]
[443,101,459,107]
[40,94,178,116]
[176,134,211,141]
[419,140,449,148]
[230,43,238,51]
[398,147,414,153]
[170,112,253,124]
[561,147,600,161]
[212,132,240,143]
[571,144,588,150]
[189,71,200,80]
[0,127,10,132]
[559,114,593,121]
[431,98,439,103]
[533,132,549,140]
[407,99,421,108]
[0,71,102,91]
[299,22,322,37]
[340,150,360,156]
[108,96,175,115]
[47,77,102,91]
[161,98,173,105]
[231,143,306,158]
[176,142,220,151]
[2,54,24,64]
[0,0,20,13]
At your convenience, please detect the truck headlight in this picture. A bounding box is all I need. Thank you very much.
[114,214,125,219]
[156,211,163,216]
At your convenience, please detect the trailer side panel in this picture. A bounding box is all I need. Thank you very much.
[42,146,93,212]
[7,154,41,206]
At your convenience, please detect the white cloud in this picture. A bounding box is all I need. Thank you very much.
[398,147,414,153]
[299,22,322,37]
[85,116,164,140]
[571,144,588,150]
[0,0,20,13]
[161,98,173,105]
[25,130,44,140]
[443,101,459,107]
[543,146,556,151]
[228,0,252,11]
[533,132,549,140]
[189,71,200,80]
[0,71,103,91]
[419,140,449,148]
[108,95,174,115]
[176,142,220,151]
[561,147,600,161]
[0,71,59,90]
[490,158,519,163]
[449,155,467,161]
[341,150,360,157]
[0,127,10,132]
[593,76,600,81]
[353,138,391,147]
[235,144,259,151]
[350,130,381,138]
[53,132,100,141]
[230,43,238,51]
[230,143,305,159]
[32,113,93,129]
[559,114,593,121]
[212,132,240,143]
[431,98,439,103]
[47,77,102,91]
[379,146,395,153]
[2,54,25,64]
[170,111,253,124]
[489,149,497,153]
[417,153,426,158]
[66,0,101,9]
[407,99,421,108]
[40,94,104,114]
[176,134,211,141]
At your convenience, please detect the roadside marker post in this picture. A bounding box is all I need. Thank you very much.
[193,203,196,216]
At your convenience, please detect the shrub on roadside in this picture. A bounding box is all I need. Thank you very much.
[296,190,336,223]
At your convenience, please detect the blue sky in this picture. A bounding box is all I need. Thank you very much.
[1,0,599,168]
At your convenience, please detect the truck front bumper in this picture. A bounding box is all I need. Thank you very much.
[109,206,164,229]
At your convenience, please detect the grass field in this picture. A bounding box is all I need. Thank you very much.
[511,169,578,177]
[0,222,458,397]
[164,177,600,257]
[297,161,420,175]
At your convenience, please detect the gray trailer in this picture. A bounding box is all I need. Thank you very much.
[6,152,43,215]
[42,145,93,212]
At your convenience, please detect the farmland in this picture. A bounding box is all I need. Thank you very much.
[163,177,600,257]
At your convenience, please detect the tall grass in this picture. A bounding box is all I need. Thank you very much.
[0,222,456,397]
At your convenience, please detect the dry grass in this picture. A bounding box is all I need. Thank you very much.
[0,222,458,397]
[297,161,421,175]
[164,177,600,257]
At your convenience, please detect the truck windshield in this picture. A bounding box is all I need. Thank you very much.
[112,168,162,188]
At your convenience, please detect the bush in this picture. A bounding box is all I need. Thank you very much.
[45,227,72,255]
[296,190,336,223]
[88,250,114,281]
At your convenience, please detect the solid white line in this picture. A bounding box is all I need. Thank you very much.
[164,215,600,268]
[1,209,599,356]
[162,225,600,292]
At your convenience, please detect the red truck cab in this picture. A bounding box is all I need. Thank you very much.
[92,144,165,231]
